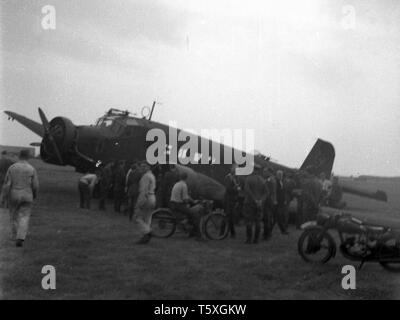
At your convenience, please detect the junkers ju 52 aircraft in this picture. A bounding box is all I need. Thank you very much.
[4,104,387,205]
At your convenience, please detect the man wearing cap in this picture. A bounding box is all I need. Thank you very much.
[1,150,39,247]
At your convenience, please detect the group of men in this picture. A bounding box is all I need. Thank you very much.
[78,159,344,245]
[0,148,344,248]
[78,160,157,244]
[78,161,207,243]
[224,164,291,244]
[224,163,343,244]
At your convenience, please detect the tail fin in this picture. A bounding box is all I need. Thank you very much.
[300,139,335,178]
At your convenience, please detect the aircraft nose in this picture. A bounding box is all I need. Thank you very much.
[40,116,76,165]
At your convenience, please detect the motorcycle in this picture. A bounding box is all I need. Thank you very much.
[150,200,229,240]
[298,211,400,271]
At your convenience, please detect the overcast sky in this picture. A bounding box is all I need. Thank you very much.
[1,0,399,176]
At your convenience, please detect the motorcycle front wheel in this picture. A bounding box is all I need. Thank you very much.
[202,212,229,240]
[298,228,336,264]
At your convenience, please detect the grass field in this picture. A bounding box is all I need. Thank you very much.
[0,159,399,300]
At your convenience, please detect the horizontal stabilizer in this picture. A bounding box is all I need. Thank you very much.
[30,142,41,147]
[340,179,388,202]
[341,185,388,202]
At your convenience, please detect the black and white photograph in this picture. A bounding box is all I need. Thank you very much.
[0,0,400,303]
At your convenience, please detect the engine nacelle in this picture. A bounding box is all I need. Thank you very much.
[40,117,76,165]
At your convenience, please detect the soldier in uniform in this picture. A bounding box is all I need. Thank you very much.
[224,164,242,238]
[0,150,39,247]
[243,164,267,244]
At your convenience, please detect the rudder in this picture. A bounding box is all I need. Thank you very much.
[300,139,335,178]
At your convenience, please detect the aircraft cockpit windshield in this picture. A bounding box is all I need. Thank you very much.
[95,116,125,134]
[96,117,114,128]
[94,109,140,136]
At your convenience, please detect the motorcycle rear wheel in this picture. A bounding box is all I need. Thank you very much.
[378,237,400,272]
[298,228,336,264]
[151,209,177,238]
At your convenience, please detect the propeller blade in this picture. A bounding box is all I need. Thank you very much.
[38,108,64,165]
[38,107,51,132]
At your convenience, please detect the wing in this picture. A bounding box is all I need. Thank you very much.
[4,111,44,138]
